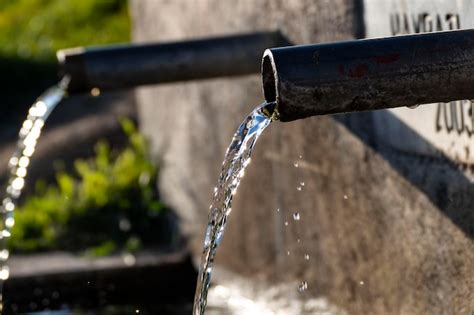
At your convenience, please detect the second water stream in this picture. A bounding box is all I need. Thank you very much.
[0,78,69,311]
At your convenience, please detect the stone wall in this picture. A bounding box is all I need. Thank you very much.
[131,1,474,314]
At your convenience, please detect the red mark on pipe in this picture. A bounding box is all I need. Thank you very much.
[373,53,400,64]
[348,64,368,78]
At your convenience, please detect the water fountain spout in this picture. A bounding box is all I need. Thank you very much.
[261,29,474,122]
[58,31,290,94]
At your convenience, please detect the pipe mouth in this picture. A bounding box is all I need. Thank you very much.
[262,49,278,105]
[56,47,88,93]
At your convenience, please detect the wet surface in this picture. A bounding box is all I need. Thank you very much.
[204,269,346,315]
[4,250,196,314]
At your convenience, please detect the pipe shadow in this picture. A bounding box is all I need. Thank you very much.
[335,110,474,239]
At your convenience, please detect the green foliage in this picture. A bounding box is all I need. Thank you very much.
[0,0,131,128]
[10,119,168,254]
[0,0,130,61]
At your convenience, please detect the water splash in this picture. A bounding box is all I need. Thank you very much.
[205,276,347,315]
[0,78,69,310]
[298,281,308,292]
[193,102,276,315]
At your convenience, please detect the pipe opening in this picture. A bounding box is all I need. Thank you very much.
[57,48,87,93]
[262,50,277,104]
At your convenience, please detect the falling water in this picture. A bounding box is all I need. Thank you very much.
[193,101,277,315]
[0,77,69,310]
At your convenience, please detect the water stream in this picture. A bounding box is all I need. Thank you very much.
[193,101,277,315]
[0,78,69,311]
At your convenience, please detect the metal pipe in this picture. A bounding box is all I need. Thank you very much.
[262,29,474,122]
[58,31,290,94]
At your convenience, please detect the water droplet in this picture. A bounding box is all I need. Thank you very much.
[10,189,20,199]
[296,186,302,191]
[407,104,420,109]
[135,309,140,314]
[90,87,101,97]
[119,218,131,231]
[5,217,14,228]
[293,212,300,220]
[0,266,9,280]
[138,172,150,186]
[11,177,25,190]
[299,155,303,159]
[22,120,33,130]
[359,280,364,285]
[294,163,299,168]
[343,194,348,200]
[29,105,39,116]
[300,182,305,186]
[8,157,18,167]
[276,208,280,212]
[34,119,45,128]
[304,254,310,260]
[19,157,30,168]
[298,281,308,292]
[16,167,27,178]
[122,253,136,266]
[23,146,35,157]
[3,199,15,212]
[284,221,289,226]
[23,136,37,148]
[204,225,212,248]
[0,250,9,261]
[297,238,301,243]
[214,228,224,246]
[0,230,11,239]
[287,251,290,256]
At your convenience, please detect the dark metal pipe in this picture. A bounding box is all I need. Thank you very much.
[262,29,474,122]
[58,31,290,93]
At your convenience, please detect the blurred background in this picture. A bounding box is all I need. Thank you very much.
[0,1,196,314]
[1,0,473,314]
[0,0,129,129]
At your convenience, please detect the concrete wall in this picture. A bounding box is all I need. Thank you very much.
[130,1,474,314]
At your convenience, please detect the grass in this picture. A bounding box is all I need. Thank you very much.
[2,0,146,256]
[0,0,131,123]
[0,0,130,61]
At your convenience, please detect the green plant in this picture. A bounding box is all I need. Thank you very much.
[10,119,169,255]
[0,0,131,121]
[0,0,130,61]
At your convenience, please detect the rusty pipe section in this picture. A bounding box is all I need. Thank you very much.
[58,31,290,94]
[262,29,474,122]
